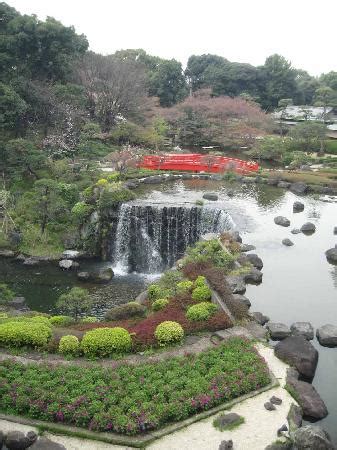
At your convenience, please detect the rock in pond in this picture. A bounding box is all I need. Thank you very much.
[251,311,270,325]
[61,249,81,259]
[142,175,165,184]
[0,249,15,257]
[293,201,305,212]
[240,243,256,252]
[334,226,337,235]
[289,182,308,195]
[282,238,294,246]
[59,259,74,270]
[228,230,242,243]
[316,324,337,347]
[290,322,314,340]
[77,268,114,283]
[278,181,291,189]
[275,336,318,378]
[291,228,301,234]
[300,222,316,234]
[293,425,334,449]
[232,293,251,308]
[243,268,263,284]
[246,253,263,269]
[267,322,291,340]
[202,192,218,201]
[325,247,337,264]
[226,275,246,294]
[274,216,290,227]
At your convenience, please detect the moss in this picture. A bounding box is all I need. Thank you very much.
[213,414,245,431]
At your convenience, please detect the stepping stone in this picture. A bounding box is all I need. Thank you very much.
[316,324,337,347]
[291,322,314,340]
[267,322,291,340]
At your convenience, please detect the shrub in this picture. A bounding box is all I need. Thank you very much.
[81,316,98,323]
[184,239,235,271]
[99,188,135,208]
[71,202,94,222]
[194,275,207,288]
[106,173,120,182]
[192,285,212,302]
[186,302,218,321]
[0,283,14,305]
[147,284,171,301]
[50,315,74,327]
[81,327,132,357]
[155,321,184,346]
[96,178,108,187]
[56,287,92,321]
[29,316,52,326]
[157,270,183,289]
[176,280,194,294]
[0,321,52,347]
[58,335,80,355]
[152,298,169,311]
[105,302,146,321]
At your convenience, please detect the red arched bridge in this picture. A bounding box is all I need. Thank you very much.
[138,153,259,174]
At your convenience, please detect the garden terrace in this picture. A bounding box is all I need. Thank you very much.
[0,338,270,436]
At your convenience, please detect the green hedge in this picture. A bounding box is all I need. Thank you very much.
[58,335,80,355]
[155,321,184,346]
[0,321,52,348]
[50,315,74,327]
[152,298,169,311]
[81,327,132,357]
[186,302,218,321]
[192,285,212,302]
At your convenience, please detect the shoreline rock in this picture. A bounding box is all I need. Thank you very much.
[275,336,318,378]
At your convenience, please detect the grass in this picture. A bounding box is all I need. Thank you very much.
[213,413,245,431]
[0,338,270,435]
[257,169,337,186]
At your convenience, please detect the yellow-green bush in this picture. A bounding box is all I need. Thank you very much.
[194,275,207,288]
[96,178,108,187]
[176,280,193,294]
[191,285,212,302]
[58,335,80,355]
[0,321,52,347]
[50,315,74,327]
[186,302,218,321]
[81,316,98,323]
[155,321,184,346]
[147,284,171,301]
[152,298,169,311]
[81,327,132,357]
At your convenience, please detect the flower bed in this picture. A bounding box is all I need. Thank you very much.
[0,338,270,435]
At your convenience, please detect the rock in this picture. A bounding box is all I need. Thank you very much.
[245,322,269,341]
[58,259,74,270]
[30,438,66,450]
[61,250,81,259]
[142,175,164,184]
[218,440,233,450]
[275,336,318,378]
[246,253,263,269]
[325,247,337,264]
[291,322,314,340]
[227,190,234,197]
[236,254,249,265]
[274,216,290,227]
[334,226,337,235]
[291,228,301,234]
[123,180,139,189]
[202,192,218,201]
[8,297,26,310]
[135,290,148,304]
[293,201,305,212]
[289,182,308,195]
[267,177,281,186]
[293,425,334,449]
[228,230,242,243]
[287,403,303,431]
[5,431,30,450]
[282,238,294,246]
[200,233,218,241]
[300,164,312,171]
[0,431,4,450]
[226,275,246,294]
[244,268,263,284]
[277,181,291,189]
[300,222,316,234]
[0,249,15,257]
[77,271,90,281]
[240,244,256,252]
[26,432,38,446]
[252,311,270,325]
[264,401,276,411]
[287,379,328,420]
[22,257,40,266]
[277,424,288,436]
[265,441,292,450]
[267,322,291,340]
[232,293,251,308]
[270,396,283,405]
[94,268,114,283]
[316,324,337,347]
[213,412,243,430]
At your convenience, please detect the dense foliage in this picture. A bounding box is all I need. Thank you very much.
[0,321,51,347]
[0,339,270,434]
[81,327,132,357]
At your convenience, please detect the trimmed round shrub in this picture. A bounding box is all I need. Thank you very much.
[58,335,80,355]
[81,327,132,357]
[152,298,169,311]
[105,302,146,321]
[186,302,218,321]
[0,321,52,347]
[50,315,74,327]
[176,280,194,294]
[147,284,171,301]
[194,275,207,288]
[96,178,108,187]
[192,285,212,302]
[81,316,98,323]
[27,316,52,327]
[155,321,184,346]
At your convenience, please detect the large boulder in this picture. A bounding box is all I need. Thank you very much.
[277,181,291,189]
[244,268,263,284]
[142,175,165,184]
[292,425,333,449]
[274,216,290,227]
[232,294,251,308]
[202,192,218,201]
[334,226,337,235]
[77,268,114,283]
[293,201,305,212]
[77,271,90,281]
[228,230,242,243]
[30,438,66,450]
[290,322,314,340]
[246,253,263,269]
[226,275,246,294]
[251,311,270,325]
[240,243,256,252]
[325,247,337,264]
[5,431,30,450]
[301,222,316,234]
[289,182,308,195]
[58,259,74,270]
[291,228,301,234]
[267,322,291,340]
[287,403,303,432]
[275,336,318,378]
[316,324,337,347]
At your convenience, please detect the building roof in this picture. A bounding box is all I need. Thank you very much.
[273,106,335,122]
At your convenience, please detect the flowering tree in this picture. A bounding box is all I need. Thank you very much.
[105,147,142,176]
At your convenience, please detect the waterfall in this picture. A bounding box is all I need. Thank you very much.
[112,202,235,274]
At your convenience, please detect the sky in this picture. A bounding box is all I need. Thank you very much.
[7,0,337,76]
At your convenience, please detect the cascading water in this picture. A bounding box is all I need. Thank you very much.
[112,202,234,274]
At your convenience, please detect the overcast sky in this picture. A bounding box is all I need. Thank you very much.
[8,0,337,76]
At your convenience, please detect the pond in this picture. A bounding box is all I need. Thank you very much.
[1,178,336,441]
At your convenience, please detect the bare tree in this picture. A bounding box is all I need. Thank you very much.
[105,146,142,176]
[77,52,148,132]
